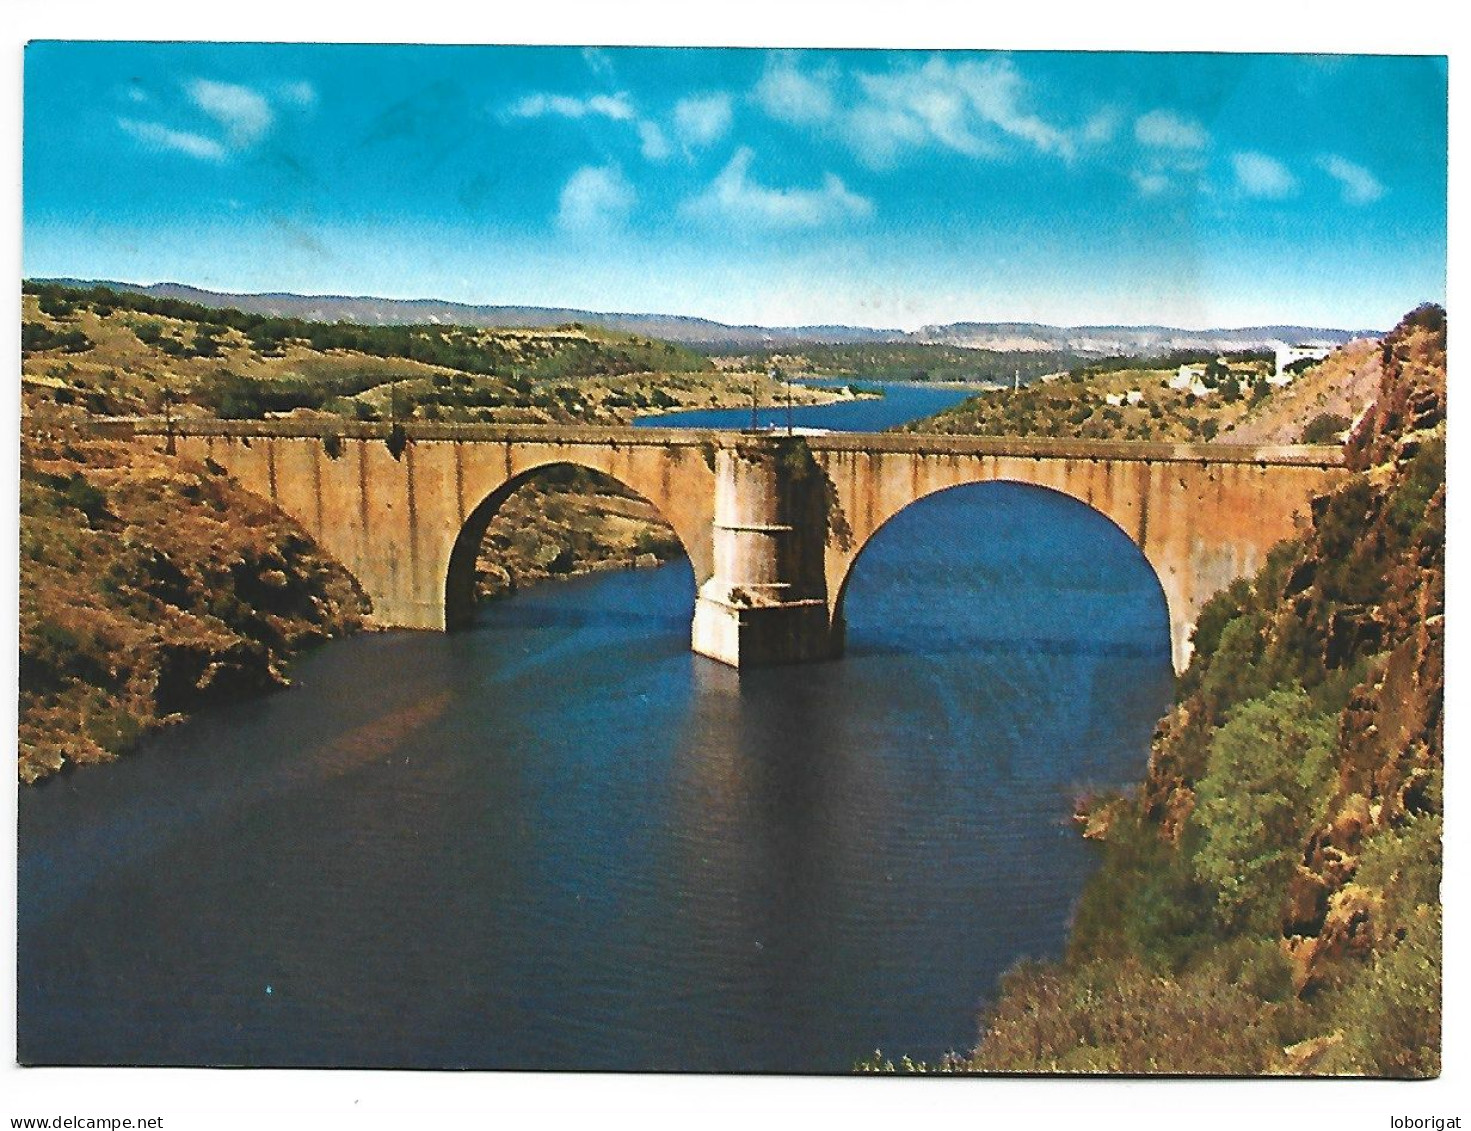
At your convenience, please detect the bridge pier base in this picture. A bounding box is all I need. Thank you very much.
[691,590,835,667]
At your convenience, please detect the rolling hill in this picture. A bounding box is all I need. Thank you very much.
[43,278,1378,355]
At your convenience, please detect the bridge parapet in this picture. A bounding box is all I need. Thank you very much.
[802,432,1344,467]
[88,416,1344,468]
[97,416,723,449]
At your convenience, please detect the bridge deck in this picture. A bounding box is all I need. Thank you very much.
[91,416,1346,468]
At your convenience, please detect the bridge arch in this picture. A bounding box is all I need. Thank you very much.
[444,459,699,630]
[828,478,1174,664]
[810,446,1274,673]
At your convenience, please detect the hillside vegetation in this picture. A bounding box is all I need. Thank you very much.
[20,281,848,426]
[915,305,1444,1076]
[713,341,1078,385]
[899,345,1379,445]
[1220,339,1383,446]
[19,411,369,783]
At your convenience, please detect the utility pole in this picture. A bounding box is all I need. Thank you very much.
[772,365,792,435]
[163,382,175,455]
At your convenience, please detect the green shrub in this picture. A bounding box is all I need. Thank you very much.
[1068,808,1214,972]
[1301,412,1350,445]
[972,958,1283,1074]
[22,322,92,354]
[1319,908,1441,1077]
[60,473,109,524]
[1189,688,1336,933]
[1352,812,1442,935]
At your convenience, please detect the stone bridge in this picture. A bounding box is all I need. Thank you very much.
[105,419,1347,672]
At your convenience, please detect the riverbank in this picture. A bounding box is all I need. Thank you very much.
[18,414,371,783]
[950,305,1445,1076]
[472,469,683,600]
[625,372,881,424]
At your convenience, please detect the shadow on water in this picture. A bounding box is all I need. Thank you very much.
[846,635,1165,660]
[470,566,692,634]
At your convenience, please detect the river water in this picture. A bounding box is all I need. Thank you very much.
[632,376,979,432]
[18,382,1173,1072]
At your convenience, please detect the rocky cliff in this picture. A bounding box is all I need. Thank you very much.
[961,305,1445,1076]
[18,411,370,782]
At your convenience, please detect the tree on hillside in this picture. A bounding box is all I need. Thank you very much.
[1190,688,1336,933]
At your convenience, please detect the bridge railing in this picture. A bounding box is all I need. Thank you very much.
[798,431,1346,467]
[85,416,1345,468]
[87,416,720,448]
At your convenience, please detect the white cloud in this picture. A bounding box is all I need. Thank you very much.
[754,53,838,125]
[951,59,1074,157]
[842,57,1079,168]
[118,117,227,161]
[1134,109,1208,150]
[852,62,994,163]
[587,94,636,122]
[187,78,273,148]
[1232,150,1297,198]
[1131,170,1171,196]
[685,147,872,229]
[277,80,318,109]
[674,92,733,149]
[1316,153,1385,205]
[556,164,635,232]
[638,121,671,161]
[844,103,928,169]
[582,47,616,81]
[756,54,1113,173]
[1128,109,1210,197]
[508,91,636,122]
[1082,108,1122,146]
[507,89,676,165]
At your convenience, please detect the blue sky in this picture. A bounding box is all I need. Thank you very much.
[23,43,1447,330]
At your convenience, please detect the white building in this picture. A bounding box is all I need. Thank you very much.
[1169,365,1212,398]
[1170,364,1208,393]
[1273,343,1334,380]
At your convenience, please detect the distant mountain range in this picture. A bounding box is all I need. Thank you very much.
[45,279,1381,356]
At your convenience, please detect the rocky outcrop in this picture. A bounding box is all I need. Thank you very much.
[970,306,1445,1077]
[473,475,682,601]
[18,414,369,782]
[1347,304,1447,470]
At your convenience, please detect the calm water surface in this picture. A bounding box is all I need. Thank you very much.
[634,377,976,432]
[19,387,1172,1072]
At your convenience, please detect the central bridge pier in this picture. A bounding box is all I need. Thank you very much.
[691,436,836,666]
[109,419,1347,674]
